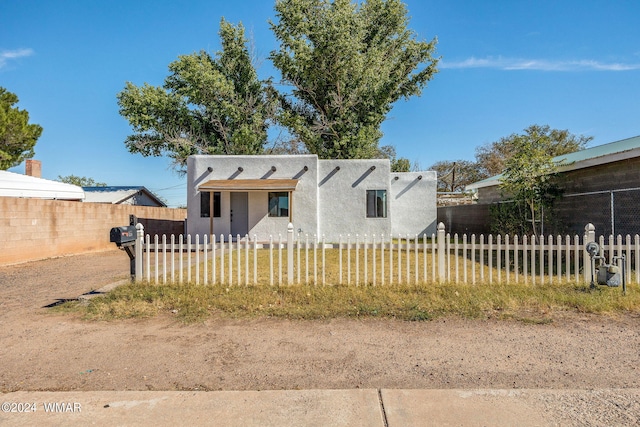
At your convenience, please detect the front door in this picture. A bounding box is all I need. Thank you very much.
[230,192,249,238]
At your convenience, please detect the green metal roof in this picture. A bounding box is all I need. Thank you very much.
[555,135,640,164]
[466,135,640,190]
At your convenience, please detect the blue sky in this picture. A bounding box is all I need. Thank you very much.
[2,0,639,207]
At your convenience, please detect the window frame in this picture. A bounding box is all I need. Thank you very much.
[268,191,290,218]
[200,191,221,218]
[366,189,387,218]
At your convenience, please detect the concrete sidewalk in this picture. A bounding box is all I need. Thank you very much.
[3,389,639,426]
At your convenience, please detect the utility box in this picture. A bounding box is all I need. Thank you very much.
[597,264,621,287]
[586,241,626,293]
[109,225,137,247]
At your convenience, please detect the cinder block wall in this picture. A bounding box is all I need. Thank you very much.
[0,197,185,266]
[437,204,491,235]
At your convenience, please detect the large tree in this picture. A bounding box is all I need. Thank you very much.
[498,130,575,237]
[270,0,438,159]
[117,19,277,171]
[476,124,592,178]
[480,125,592,236]
[0,87,43,170]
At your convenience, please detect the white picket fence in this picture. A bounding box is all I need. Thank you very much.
[130,223,639,286]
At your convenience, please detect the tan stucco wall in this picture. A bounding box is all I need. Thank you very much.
[0,197,185,266]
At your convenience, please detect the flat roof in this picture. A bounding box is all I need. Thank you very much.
[198,179,299,192]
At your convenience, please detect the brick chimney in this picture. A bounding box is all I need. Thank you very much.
[25,159,42,178]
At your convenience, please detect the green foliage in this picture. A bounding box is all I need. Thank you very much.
[117,2,435,166]
[498,126,571,236]
[117,19,277,171]
[471,125,591,235]
[429,125,590,195]
[424,124,593,189]
[270,0,439,159]
[489,202,528,236]
[57,175,106,187]
[489,199,567,237]
[0,87,43,170]
[391,158,411,172]
[476,124,592,178]
[378,144,411,172]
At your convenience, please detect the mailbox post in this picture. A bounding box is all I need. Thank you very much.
[109,215,140,282]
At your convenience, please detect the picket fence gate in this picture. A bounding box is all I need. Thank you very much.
[130,223,639,287]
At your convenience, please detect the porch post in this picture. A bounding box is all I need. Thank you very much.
[209,191,214,239]
[288,190,293,223]
[287,222,294,284]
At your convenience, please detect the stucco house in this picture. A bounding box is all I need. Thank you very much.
[186,155,437,241]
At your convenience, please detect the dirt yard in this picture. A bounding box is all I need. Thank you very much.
[1,250,640,424]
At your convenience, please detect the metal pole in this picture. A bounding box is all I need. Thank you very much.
[210,191,214,239]
[610,191,615,236]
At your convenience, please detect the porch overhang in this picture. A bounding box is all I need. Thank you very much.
[198,179,299,192]
[199,179,298,234]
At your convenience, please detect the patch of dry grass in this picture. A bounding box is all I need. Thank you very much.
[57,279,640,324]
[54,247,640,323]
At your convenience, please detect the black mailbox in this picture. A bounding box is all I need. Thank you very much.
[110,225,137,246]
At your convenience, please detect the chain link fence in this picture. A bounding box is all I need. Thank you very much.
[556,187,640,237]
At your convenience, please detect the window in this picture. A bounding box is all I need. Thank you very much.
[268,192,289,217]
[366,190,387,218]
[200,192,221,218]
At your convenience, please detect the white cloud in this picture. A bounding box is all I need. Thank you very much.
[441,56,640,71]
[0,48,34,69]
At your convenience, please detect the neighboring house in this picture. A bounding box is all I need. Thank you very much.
[186,155,437,242]
[83,186,166,207]
[465,135,640,235]
[0,170,84,201]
